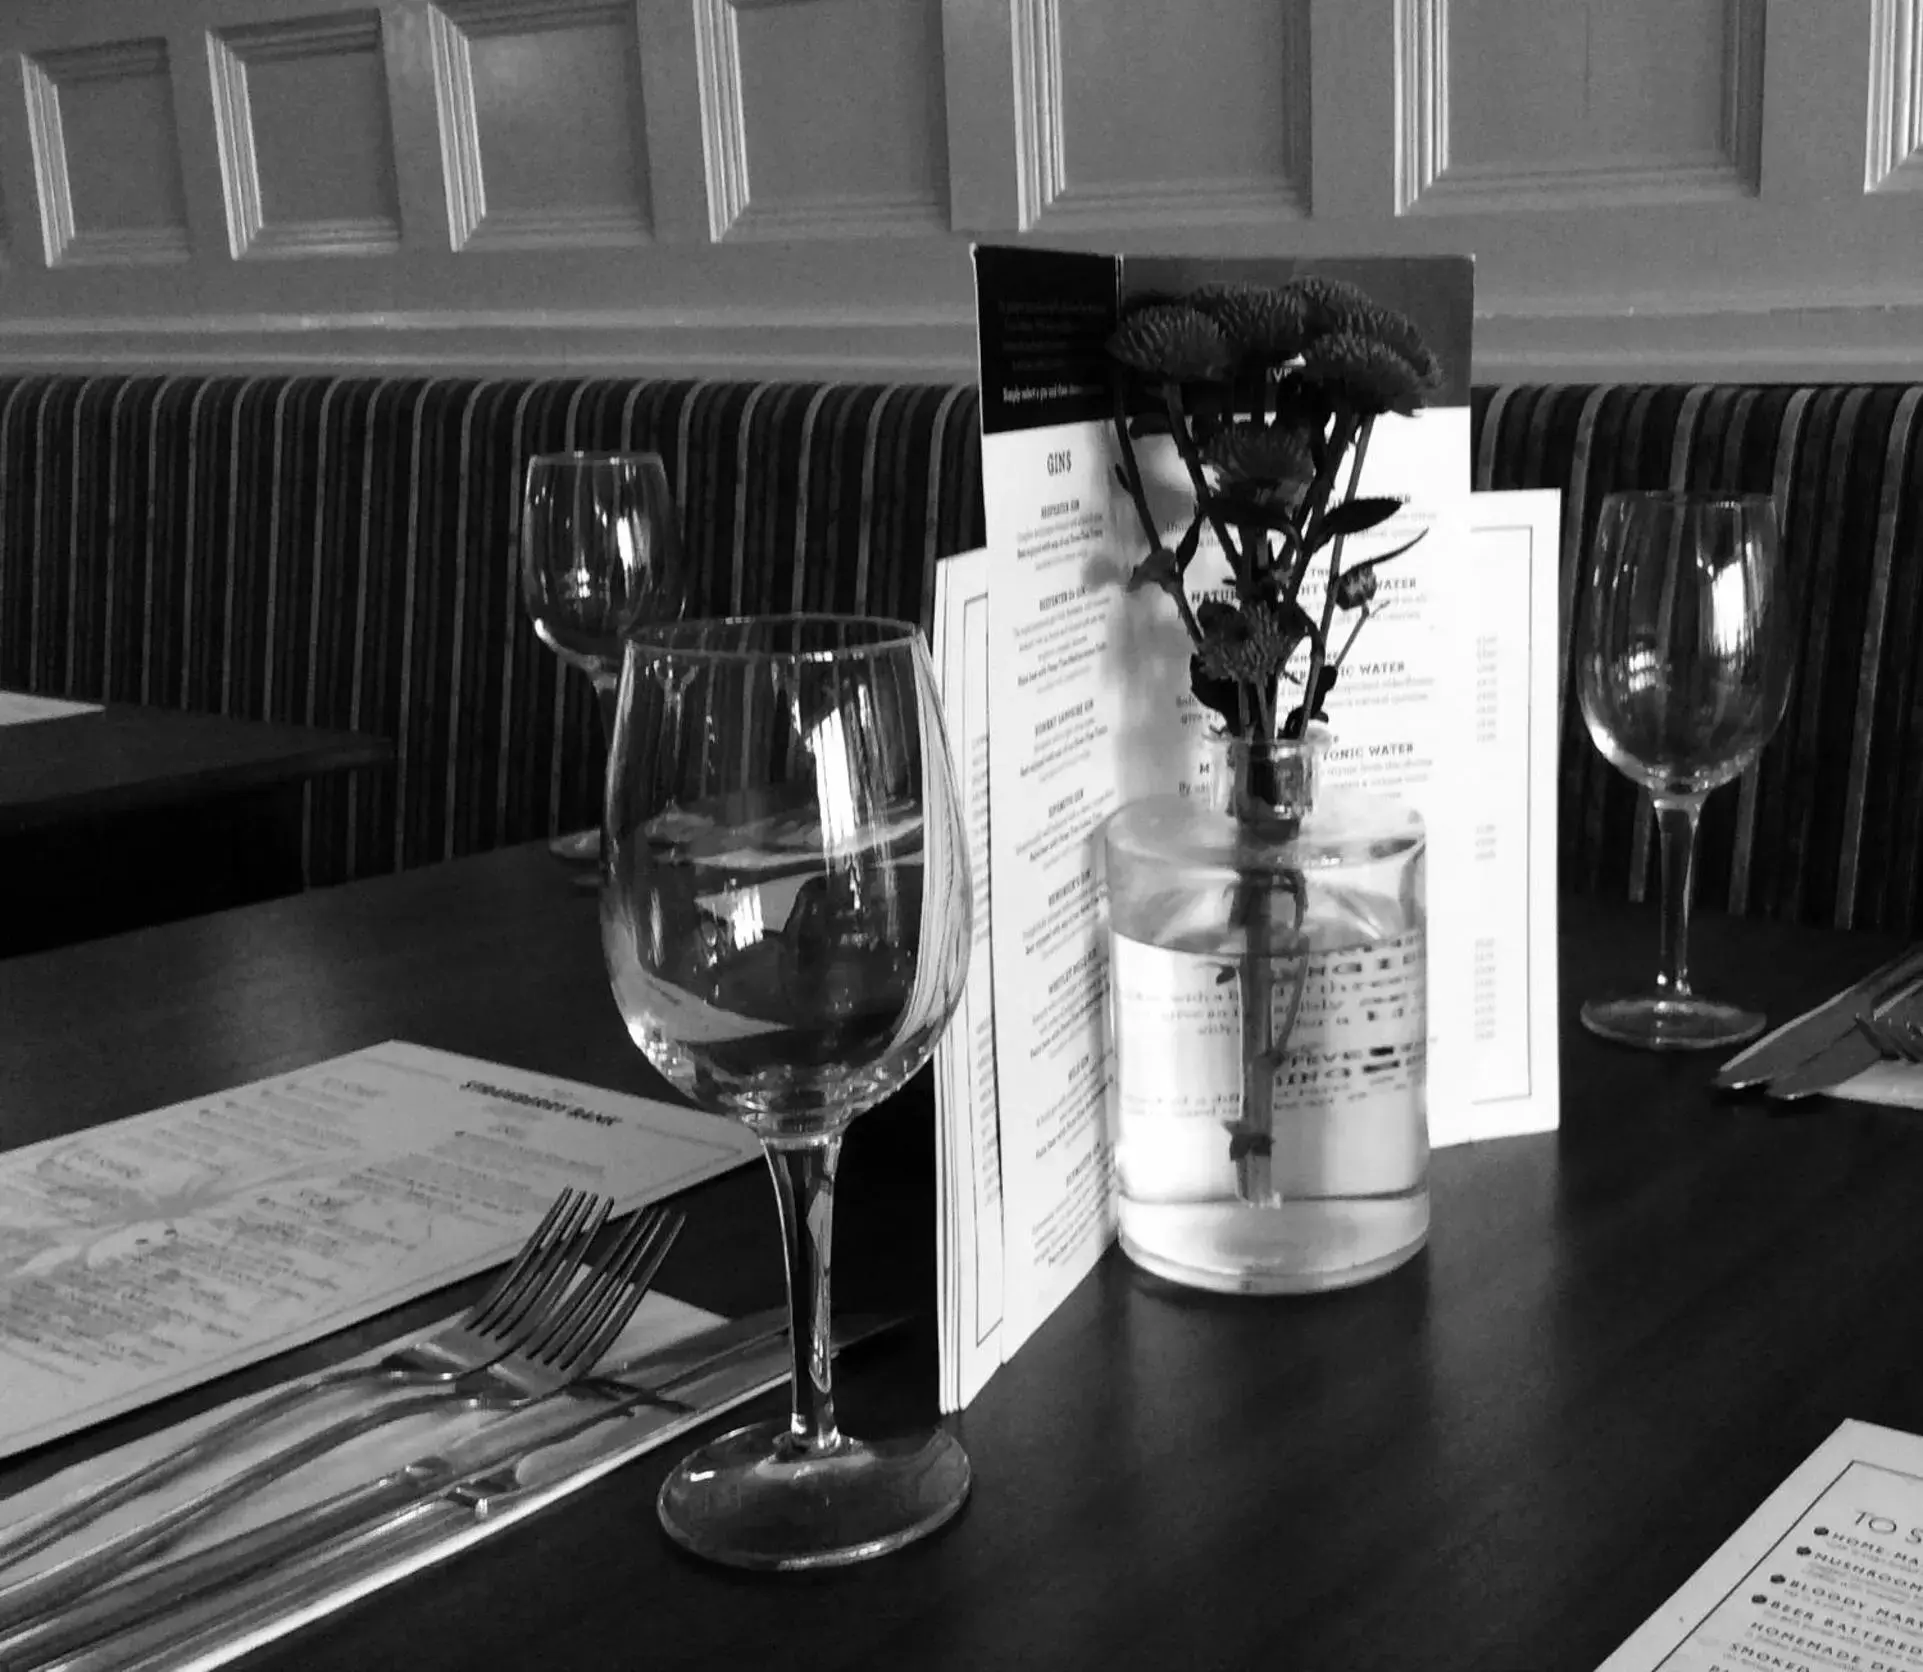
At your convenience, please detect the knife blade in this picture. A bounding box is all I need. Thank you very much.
[1712,942,1923,1091]
[1763,1027,1886,1102]
[1765,982,1923,1104]
[21,1312,902,1672]
[0,1306,792,1669]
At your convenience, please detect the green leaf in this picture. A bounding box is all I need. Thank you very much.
[1322,496,1404,538]
[1126,546,1180,594]
[1334,529,1428,591]
[1174,514,1203,571]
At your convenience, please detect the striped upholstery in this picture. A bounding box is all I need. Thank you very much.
[1474,385,1923,932]
[1,372,1914,930]
[0,377,983,887]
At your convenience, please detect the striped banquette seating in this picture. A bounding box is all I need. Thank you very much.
[1,374,1918,931]
[0,377,983,890]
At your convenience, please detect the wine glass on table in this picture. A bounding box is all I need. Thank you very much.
[1576,490,1793,1050]
[602,614,972,1569]
[520,451,685,867]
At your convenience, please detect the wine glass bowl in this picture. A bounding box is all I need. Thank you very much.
[1576,490,1793,1049]
[520,450,685,686]
[521,451,685,866]
[601,613,972,1568]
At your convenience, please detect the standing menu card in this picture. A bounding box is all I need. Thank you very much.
[934,245,1560,1411]
[0,1042,759,1459]
[1600,1420,1923,1670]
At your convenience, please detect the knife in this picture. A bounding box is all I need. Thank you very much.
[1765,981,1923,1103]
[1712,942,1923,1091]
[14,1312,900,1672]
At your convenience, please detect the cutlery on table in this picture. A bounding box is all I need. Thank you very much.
[1767,988,1923,1102]
[1856,1015,1923,1063]
[1713,943,1923,1092]
[0,1204,683,1632]
[0,1306,824,1670]
[7,1308,907,1662]
[0,1188,612,1571]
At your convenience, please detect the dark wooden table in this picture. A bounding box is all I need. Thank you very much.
[3,845,1920,1672]
[0,702,392,955]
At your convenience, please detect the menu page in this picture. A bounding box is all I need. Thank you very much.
[0,1041,759,1458]
[975,246,1131,1354]
[1601,1420,1923,1671]
[1464,491,1562,1137]
[931,548,1006,1412]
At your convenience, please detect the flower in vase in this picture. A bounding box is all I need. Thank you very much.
[1103,271,1441,744]
[1106,303,1233,383]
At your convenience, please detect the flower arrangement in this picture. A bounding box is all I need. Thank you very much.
[1104,276,1442,746]
[1102,274,1443,1212]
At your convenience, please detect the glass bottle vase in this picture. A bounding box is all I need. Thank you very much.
[1100,732,1429,1294]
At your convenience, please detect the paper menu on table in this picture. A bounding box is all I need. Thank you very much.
[0,690,99,725]
[1599,1420,1923,1671]
[931,548,1006,1414]
[0,1041,759,1459]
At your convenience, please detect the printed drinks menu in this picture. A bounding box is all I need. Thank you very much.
[933,245,1561,1410]
[1601,1421,1923,1670]
[0,1042,759,1458]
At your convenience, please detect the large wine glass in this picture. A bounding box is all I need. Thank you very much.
[521,451,685,864]
[602,614,972,1568]
[1576,490,1793,1049]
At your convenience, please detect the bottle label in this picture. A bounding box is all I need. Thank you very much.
[1108,930,1428,1200]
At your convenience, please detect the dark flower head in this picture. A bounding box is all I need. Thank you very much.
[1298,334,1430,417]
[1195,599,1309,687]
[1334,565,1380,610]
[1286,278,1442,397]
[1106,304,1232,383]
[1202,423,1315,494]
[1188,282,1308,364]
[1286,276,1381,334]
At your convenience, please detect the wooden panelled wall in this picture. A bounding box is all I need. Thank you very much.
[0,1,1915,380]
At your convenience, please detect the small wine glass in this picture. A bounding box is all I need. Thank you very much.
[520,451,685,864]
[602,613,972,1569]
[1576,490,1793,1049]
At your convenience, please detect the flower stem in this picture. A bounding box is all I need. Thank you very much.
[1293,418,1374,738]
[1166,385,1245,591]
[1111,385,1205,646]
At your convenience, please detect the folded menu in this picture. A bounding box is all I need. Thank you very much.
[1600,1419,1923,1670]
[1829,1063,1923,1108]
[0,1042,760,1459]
[0,1292,788,1672]
[0,690,98,726]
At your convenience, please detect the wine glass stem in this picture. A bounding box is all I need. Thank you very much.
[764,1136,843,1456]
[1653,792,1704,1000]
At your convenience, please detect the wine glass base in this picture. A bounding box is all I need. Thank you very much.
[657,1421,970,1571]
[1580,992,1766,1052]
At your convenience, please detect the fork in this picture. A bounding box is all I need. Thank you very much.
[0,1189,611,1575]
[0,1203,683,1633]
